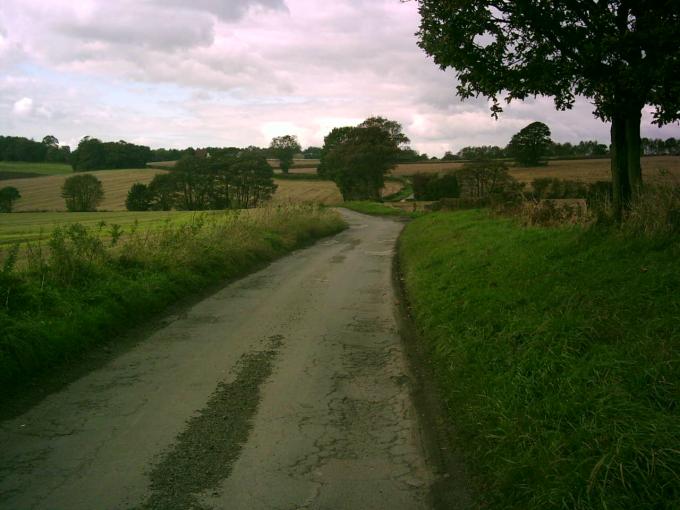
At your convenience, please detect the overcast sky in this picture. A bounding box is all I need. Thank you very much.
[1,0,678,156]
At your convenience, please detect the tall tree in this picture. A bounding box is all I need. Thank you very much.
[229,151,277,209]
[41,135,59,148]
[324,126,399,201]
[61,174,104,212]
[507,122,553,166]
[148,173,177,211]
[317,127,354,179]
[269,135,301,174]
[173,155,214,210]
[415,0,680,216]
[358,117,411,148]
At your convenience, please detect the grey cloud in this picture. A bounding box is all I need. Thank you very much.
[55,5,215,51]
[154,0,287,21]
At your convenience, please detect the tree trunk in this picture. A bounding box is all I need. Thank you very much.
[610,115,630,220]
[625,109,642,196]
[610,106,644,219]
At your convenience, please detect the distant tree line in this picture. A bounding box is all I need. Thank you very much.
[641,137,680,156]
[450,138,609,162]
[0,135,70,163]
[71,137,152,171]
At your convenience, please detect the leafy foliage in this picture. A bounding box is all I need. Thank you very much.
[415,0,680,213]
[302,146,322,159]
[0,135,70,163]
[269,135,301,174]
[317,127,355,179]
[317,116,407,201]
[133,151,277,211]
[323,126,400,201]
[71,137,152,171]
[358,116,410,148]
[61,174,105,212]
[455,161,518,198]
[0,187,21,213]
[507,122,553,166]
[412,172,460,200]
[125,183,152,211]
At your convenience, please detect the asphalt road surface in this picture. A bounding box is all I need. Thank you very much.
[0,210,442,510]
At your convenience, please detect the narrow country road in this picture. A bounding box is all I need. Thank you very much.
[0,210,437,510]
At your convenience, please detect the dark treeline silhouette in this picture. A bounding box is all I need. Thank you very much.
[452,140,609,161]
[71,137,152,171]
[642,137,680,156]
[0,135,70,163]
[444,138,678,162]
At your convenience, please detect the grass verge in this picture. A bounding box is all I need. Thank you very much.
[399,210,679,510]
[0,205,346,390]
[340,201,410,217]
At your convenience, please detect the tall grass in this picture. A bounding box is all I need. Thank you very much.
[0,205,346,388]
[399,210,679,510]
[340,201,407,217]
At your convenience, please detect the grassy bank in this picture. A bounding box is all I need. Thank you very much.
[0,205,346,389]
[340,201,406,217]
[399,210,679,509]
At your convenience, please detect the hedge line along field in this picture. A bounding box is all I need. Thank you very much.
[399,210,679,510]
[0,205,347,390]
[387,155,680,184]
[2,170,404,211]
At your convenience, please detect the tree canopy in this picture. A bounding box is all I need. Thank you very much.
[507,122,553,166]
[0,187,21,213]
[61,174,105,212]
[0,135,69,163]
[269,135,301,174]
[415,0,680,214]
[71,137,152,171]
[133,151,277,211]
[322,125,400,201]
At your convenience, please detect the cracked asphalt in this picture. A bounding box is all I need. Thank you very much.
[0,210,438,509]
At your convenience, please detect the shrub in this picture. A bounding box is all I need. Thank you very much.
[413,172,460,200]
[0,186,21,212]
[456,161,518,198]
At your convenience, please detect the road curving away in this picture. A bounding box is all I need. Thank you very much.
[0,209,450,509]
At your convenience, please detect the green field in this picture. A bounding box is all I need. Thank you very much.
[399,210,679,510]
[0,161,73,176]
[0,211,209,246]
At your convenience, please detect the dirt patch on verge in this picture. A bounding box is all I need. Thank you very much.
[139,335,284,510]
